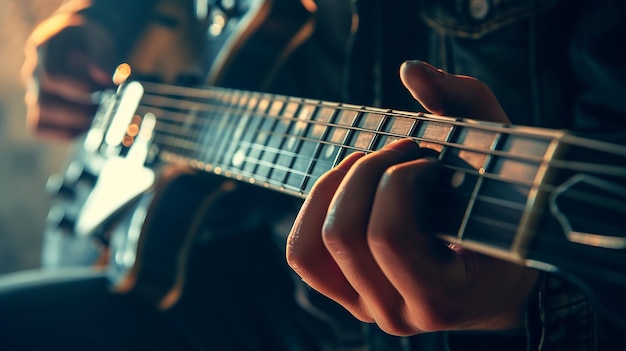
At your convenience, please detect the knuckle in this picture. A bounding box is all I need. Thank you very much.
[366,228,400,251]
[380,163,409,184]
[321,221,351,249]
[410,298,464,332]
[374,307,421,336]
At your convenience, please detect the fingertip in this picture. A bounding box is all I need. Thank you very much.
[401,60,446,79]
[335,151,365,171]
[382,138,421,154]
[399,61,447,115]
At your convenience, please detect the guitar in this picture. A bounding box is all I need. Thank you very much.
[42,0,626,330]
[44,77,626,328]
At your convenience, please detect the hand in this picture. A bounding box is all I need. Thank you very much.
[286,61,539,335]
[23,14,119,140]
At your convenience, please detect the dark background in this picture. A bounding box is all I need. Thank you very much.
[0,0,65,274]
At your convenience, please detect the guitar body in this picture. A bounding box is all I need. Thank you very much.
[44,0,314,304]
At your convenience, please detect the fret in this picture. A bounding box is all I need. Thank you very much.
[210,91,241,167]
[194,94,216,162]
[296,103,337,193]
[412,117,456,152]
[221,93,252,169]
[150,109,191,156]
[302,107,356,187]
[270,99,313,190]
[216,91,247,166]
[183,90,212,160]
[252,99,286,181]
[168,98,194,159]
[444,126,500,171]
[201,90,237,164]
[241,97,272,175]
[231,94,263,174]
[345,110,386,153]
[372,112,418,150]
[462,133,553,251]
[210,92,245,168]
[181,108,200,160]
[301,103,344,193]
[149,91,209,157]
[331,106,362,167]
[258,99,300,184]
[486,135,552,193]
[453,130,508,247]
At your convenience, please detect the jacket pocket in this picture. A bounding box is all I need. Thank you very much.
[418,0,560,38]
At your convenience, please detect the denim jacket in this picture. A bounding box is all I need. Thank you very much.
[345,1,626,350]
[348,0,626,133]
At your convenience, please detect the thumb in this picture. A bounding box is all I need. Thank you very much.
[400,60,509,124]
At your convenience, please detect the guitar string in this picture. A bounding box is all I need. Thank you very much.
[144,105,626,224]
[144,100,553,169]
[154,134,626,250]
[153,129,626,213]
[140,81,626,158]
[96,83,626,248]
[123,84,626,215]
[95,82,626,259]
[149,107,543,189]
[139,98,626,179]
[140,102,624,210]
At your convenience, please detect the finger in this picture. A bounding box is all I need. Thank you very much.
[41,23,118,80]
[367,157,469,332]
[400,60,509,124]
[37,73,100,105]
[35,52,114,105]
[322,139,421,327]
[26,89,96,138]
[286,152,369,318]
[369,158,540,331]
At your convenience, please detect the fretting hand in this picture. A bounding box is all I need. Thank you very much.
[286,61,539,335]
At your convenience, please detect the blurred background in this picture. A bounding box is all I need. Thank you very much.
[0,0,65,274]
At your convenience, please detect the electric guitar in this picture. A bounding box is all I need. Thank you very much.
[43,0,626,330]
[45,76,626,328]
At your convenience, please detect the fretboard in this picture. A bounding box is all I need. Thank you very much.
[130,81,577,263]
[114,84,626,274]
[78,80,626,330]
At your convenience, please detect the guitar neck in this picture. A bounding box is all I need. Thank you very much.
[103,80,625,276]
[77,79,626,328]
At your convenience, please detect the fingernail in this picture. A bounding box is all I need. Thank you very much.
[409,60,446,79]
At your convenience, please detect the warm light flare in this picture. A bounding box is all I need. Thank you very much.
[113,63,132,85]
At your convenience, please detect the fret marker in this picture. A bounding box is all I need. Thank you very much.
[325,145,335,159]
[287,136,297,150]
[232,150,246,167]
[451,171,465,188]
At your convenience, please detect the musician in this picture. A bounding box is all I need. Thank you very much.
[1,0,623,350]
